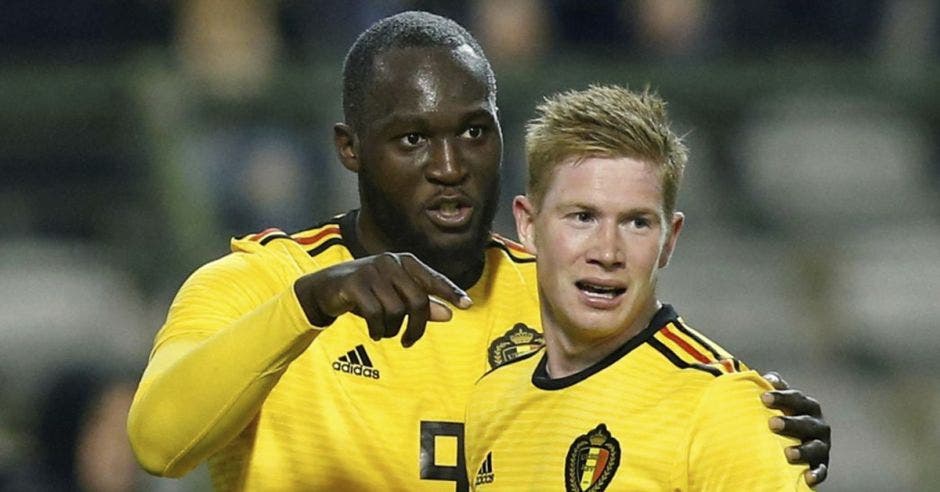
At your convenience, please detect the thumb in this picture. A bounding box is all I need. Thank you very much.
[428,296,455,322]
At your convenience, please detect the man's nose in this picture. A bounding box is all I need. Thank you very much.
[587,222,625,269]
[425,139,465,185]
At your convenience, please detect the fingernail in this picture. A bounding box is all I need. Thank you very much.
[761,392,776,406]
[764,373,780,385]
[458,295,473,309]
[769,416,784,431]
[785,447,800,461]
[804,470,816,485]
[807,469,819,485]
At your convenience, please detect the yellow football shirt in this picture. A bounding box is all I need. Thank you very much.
[464,305,812,492]
[128,211,544,491]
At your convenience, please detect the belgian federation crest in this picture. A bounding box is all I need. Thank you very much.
[487,323,544,368]
[565,424,621,492]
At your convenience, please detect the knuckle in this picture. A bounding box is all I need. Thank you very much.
[377,252,399,265]
[801,439,822,451]
[387,305,407,321]
[408,294,430,311]
[356,265,380,284]
[396,252,417,266]
[359,300,381,317]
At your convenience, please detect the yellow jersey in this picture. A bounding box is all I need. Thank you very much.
[464,305,812,492]
[128,211,543,491]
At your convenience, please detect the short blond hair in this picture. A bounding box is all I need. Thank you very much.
[525,85,687,216]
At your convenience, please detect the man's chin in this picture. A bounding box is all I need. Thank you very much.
[406,224,484,262]
[421,231,486,259]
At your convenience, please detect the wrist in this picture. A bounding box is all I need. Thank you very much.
[293,281,336,329]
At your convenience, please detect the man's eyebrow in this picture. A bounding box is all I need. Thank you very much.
[381,114,428,127]
[622,207,659,216]
[555,202,660,217]
[553,201,598,214]
[377,106,495,130]
[461,108,496,122]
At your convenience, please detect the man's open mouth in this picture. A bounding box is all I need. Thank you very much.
[576,281,626,299]
[427,196,473,229]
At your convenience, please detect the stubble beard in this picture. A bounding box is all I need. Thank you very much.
[358,170,500,278]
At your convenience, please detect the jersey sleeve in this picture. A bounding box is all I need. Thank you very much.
[684,371,813,491]
[127,242,319,478]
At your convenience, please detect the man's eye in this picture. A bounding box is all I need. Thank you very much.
[632,218,651,228]
[574,212,592,222]
[401,133,425,146]
[460,126,484,139]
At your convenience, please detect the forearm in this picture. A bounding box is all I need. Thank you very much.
[127,288,318,477]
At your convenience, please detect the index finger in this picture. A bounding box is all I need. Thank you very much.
[762,390,822,418]
[398,254,473,309]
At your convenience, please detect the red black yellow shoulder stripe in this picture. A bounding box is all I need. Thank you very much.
[246,227,292,245]
[291,222,344,257]
[647,319,743,377]
[242,217,345,258]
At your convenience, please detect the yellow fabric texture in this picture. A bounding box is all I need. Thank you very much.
[465,312,812,492]
[127,219,541,491]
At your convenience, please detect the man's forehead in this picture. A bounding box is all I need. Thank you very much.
[360,45,493,126]
[370,44,487,87]
[544,157,666,205]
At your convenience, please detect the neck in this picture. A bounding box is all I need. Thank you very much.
[435,255,486,291]
[353,207,396,256]
[544,300,661,379]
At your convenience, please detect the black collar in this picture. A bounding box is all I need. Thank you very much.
[532,304,679,390]
[337,209,369,259]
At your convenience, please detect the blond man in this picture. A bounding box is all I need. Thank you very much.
[465,86,815,491]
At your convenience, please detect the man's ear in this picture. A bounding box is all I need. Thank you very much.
[512,195,538,255]
[658,211,684,268]
[334,123,361,173]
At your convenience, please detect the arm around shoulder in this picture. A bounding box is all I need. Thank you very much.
[686,371,813,491]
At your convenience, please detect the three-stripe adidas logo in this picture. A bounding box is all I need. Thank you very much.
[332,344,380,379]
[475,451,494,485]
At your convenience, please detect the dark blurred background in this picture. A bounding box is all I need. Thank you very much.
[1,1,938,490]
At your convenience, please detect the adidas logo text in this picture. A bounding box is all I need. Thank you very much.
[475,451,494,485]
[333,344,380,379]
